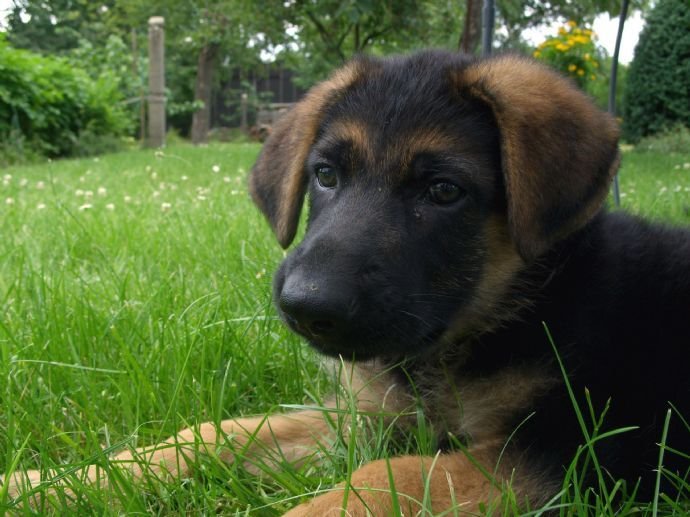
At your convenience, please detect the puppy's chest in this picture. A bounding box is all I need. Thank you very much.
[413,365,557,445]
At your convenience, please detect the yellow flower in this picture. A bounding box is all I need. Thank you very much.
[567,20,577,28]
[558,27,567,36]
[533,50,542,58]
[556,43,569,51]
[584,53,591,61]
[590,74,597,81]
[568,64,577,72]
[577,69,585,76]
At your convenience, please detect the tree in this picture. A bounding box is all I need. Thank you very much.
[623,0,690,141]
[280,0,465,87]
[113,0,285,142]
[458,0,481,53]
[5,0,117,54]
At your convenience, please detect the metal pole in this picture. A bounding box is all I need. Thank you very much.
[148,16,166,148]
[482,0,495,56]
[609,0,629,207]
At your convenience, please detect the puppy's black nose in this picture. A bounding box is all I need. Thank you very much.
[278,275,351,339]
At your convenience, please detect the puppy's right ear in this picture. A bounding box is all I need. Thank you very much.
[249,62,364,248]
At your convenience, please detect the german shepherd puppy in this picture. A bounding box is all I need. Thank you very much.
[4,51,690,514]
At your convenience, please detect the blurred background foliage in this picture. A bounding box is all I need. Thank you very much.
[1,0,687,166]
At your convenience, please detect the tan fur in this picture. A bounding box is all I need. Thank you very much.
[3,411,335,504]
[444,215,526,344]
[283,448,504,516]
[250,61,369,248]
[458,55,620,260]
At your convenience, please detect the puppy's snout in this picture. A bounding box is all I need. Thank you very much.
[278,274,352,339]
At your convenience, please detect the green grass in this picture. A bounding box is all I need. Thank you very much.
[0,143,689,515]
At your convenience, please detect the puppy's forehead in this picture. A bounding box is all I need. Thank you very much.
[314,52,494,170]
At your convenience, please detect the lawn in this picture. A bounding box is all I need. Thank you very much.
[1,143,689,515]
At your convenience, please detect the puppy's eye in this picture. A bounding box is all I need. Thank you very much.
[315,165,337,189]
[427,181,465,205]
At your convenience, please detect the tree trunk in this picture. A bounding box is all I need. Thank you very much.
[458,0,482,54]
[191,43,219,145]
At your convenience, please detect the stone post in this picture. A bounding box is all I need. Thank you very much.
[240,93,248,134]
[148,16,165,148]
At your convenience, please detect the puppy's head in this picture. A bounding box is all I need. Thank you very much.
[250,51,619,360]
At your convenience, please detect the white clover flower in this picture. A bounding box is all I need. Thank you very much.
[181,175,189,181]
[85,190,94,198]
[161,202,172,211]
[197,195,207,201]
[106,203,115,211]
[2,174,11,181]
[212,165,220,173]
[75,189,85,197]
[37,203,46,210]
[98,187,107,196]
[683,163,690,170]
[146,165,152,172]
[230,190,239,195]
[151,171,158,180]
[78,203,93,211]
[36,181,45,190]
[223,176,231,183]
[237,167,246,174]
[124,195,132,203]
[19,178,28,187]
[152,191,160,198]
[5,197,14,205]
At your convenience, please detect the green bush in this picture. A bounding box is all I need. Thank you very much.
[623,0,690,142]
[67,35,147,137]
[0,34,130,163]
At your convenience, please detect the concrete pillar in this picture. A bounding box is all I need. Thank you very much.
[147,16,165,148]
[240,93,248,134]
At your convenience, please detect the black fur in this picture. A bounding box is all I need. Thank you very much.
[267,51,690,501]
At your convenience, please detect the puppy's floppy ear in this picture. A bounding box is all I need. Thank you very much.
[249,61,364,248]
[460,55,620,261]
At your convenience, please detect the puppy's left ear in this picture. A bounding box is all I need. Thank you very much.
[249,61,364,248]
[459,55,620,261]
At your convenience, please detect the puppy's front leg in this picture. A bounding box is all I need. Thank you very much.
[118,409,334,477]
[284,449,499,516]
[3,409,333,502]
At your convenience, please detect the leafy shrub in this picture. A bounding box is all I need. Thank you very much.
[533,21,605,92]
[67,35,147,136]
[0,35,130,162]
[623,0,690,142]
